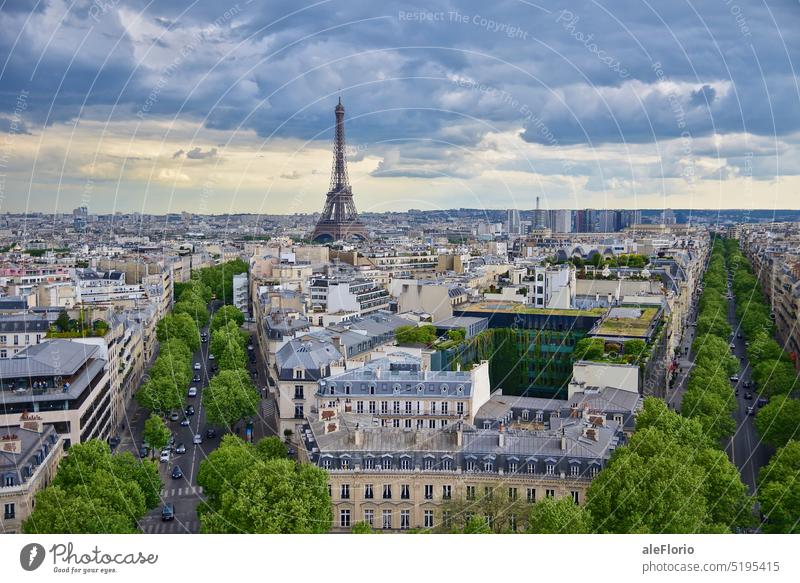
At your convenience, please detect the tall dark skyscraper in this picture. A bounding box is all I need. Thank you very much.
[311,98,369,243]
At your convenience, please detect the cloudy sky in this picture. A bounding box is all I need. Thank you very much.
[0,0,798,214]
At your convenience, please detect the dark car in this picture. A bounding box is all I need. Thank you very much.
[171,466,183,479]
[744,392,753,400]
[175,443,186,454]
[180,417,190,427]
[161,503,175,521]
[193,374,201,382]
[139,445,150,459]
[185,405,195,416]
[205,428,217,439]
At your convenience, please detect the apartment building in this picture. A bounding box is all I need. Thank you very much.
[0,340,111,446]
[310,276,390,317]
[316,353,491,428]
[0,313,49,358]
[0,414,64,533]
[301,407,619,532]
[233,272,249,317]
[75,269,147,306]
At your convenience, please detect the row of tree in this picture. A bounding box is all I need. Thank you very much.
[680,239,738,440]
[724,239,800,533]
[174,258,249,305]
[197,435,331,532]
[23,441,162,533]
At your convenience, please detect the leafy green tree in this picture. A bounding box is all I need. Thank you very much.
[755,396,800,448]
[211,305,245,331]
[757,441,800,533]
[218,340,248,371]
[23,487,138,534]
[395,324,438,345]
[681,389,736,441]
[136,375,184,414]
[203,369,260,429]
[573,337,606,361]
[752,360,798,398]
[623,339,646,357]
[526,496,592,534]
[143,413,171,456]
[200,458,331,533]
[197,435,256,506]
[157,312,200,351]
[55,310,70,332]
[174,296,210,328]
[461,515,492,534]
[255,436,287,460]
[351,521,376,533]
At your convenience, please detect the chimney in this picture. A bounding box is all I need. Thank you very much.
[560,427,566,451]
[1,432,22,454]
[456,423,463,447]
[20,412,43,433]
[354,424,363,447]
[498,423,505,447]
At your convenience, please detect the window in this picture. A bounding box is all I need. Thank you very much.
[369,401,376,414]
[546,489,555,498]
[508,487,518,501]
[363,509,374,526]
[294,369,302,379]
[393,419,400,428]
[383,484,392,499]
[364,457,374,470]
[546,463,555,476]
[527,463,536,474]
[431,402,437,415]
[369,385,376,395]
[508,461,517,474]
[484,461,493,472]
[321,458,331,470]
[341,458,350,470]
[590,466,599,477]
[3,503,14,519]
[484,487,493,501]
[526,488,536,503]
[521,410,529,421]
[466,460,476,472]
[340,484,350,499]
[393,401,400,414]
[340,509,351,528]
[570,464,580,477]
[442,485,452,500]
[364,484,373,499]
[424,484,433,500]
[400,457,411,470]
[356,401,364,414]
[442,511,452,529]
[485,514,494,529]
[380,401,388,415]
[404,419,412,428]
[423,457,434,470]
[382,510,392,530]
[424,510,434,529]
[400,510,410,530]
[509,514,518,532]
[441,402,448,415]
[466,485,476,500]
[571,490,580,504]
[456,402,464,415]
[294,404,304,419]
[401,484,410,499]
[293,385,304,399]
[428,419,436,428]
[441,458,453,471]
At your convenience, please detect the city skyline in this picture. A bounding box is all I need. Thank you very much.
[1,1,799,215]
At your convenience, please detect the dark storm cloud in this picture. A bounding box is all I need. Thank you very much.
[0,0,797,150]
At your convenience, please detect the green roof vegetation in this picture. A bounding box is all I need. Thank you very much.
[465,302,606,317]
[594,307,659,337]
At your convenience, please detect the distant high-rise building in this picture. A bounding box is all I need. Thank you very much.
[661,208,677,225]
[575,209,594,232]
[620,209,642,229]
[548,209,572,233]
[72,206,88,231]
[507,208,522,235]
[533,197,547,229]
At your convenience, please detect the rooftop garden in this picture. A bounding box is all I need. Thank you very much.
[593,306,660,338]
[467,301,606,317]
[49,309,109,338]
[573,336,650,366]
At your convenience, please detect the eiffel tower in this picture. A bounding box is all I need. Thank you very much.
[311,97,369,243]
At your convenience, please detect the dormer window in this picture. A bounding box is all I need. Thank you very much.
[441,385,448,394]
[393,384,400,393]
[521,410,529,421]
[456,385,464,394]
[417,383,424,393]
[369,384,376,395]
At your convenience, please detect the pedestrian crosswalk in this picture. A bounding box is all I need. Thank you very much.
[141,519,200,534]
[160,486,204,498]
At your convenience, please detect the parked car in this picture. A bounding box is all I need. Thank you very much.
[247,344,254,351]
[757,397,769,408]
[193,374,201,382]
[171,466,183,479]
[193,433,203,445]
[730,375,739,383]
[205,428,217,439]
[139,446,150,459]
[175,443,186,454]
[194,362,201,370]
[737,333,743,339]
[188,387,197,398]
[208,354,215,361]
[159,450,170,463]
[747,406,755,416]
[161,503,175,521]
[729,343,736,350]
[169,411,180,422]
[180,417,190,427]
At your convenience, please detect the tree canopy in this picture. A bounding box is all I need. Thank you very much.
[202,369,260,429]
